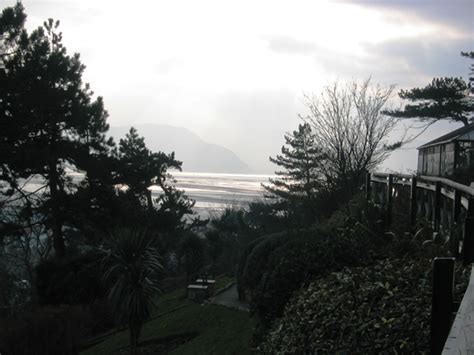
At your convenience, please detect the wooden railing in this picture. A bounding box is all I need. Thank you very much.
[366,172,474,264]
[366,172,474,355]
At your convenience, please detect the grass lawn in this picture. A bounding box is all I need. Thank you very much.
[82,278,255,355]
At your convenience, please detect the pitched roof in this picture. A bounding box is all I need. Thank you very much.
[418,123,474,149]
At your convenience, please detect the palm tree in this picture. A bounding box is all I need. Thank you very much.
[102,229,163,355]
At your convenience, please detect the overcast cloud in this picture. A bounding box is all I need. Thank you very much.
[15,0,474,173]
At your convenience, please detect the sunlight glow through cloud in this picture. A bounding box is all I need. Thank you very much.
[20,0,474,173]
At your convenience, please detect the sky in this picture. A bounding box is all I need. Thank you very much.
[12,0,474,173]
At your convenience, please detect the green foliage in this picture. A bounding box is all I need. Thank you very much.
[251,227,373,321]
[258,225,467,353]
[239,232,289,298]
[239,220,381,323]
[260,257,434,353]
[236,235,265,300]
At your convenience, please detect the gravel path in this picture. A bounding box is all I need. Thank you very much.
[210,284,249,312]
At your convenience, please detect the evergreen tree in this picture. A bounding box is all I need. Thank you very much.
[1,9,109,257]
[115,127,194,229]
[385,53,474,126]
[263,123,325,224]
[461,51,474,94]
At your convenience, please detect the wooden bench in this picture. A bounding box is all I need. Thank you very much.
[187,284,209,302]
[195,278,216,295]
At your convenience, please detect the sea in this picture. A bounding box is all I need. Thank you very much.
[167,172,271,219]
[12,171,272,219]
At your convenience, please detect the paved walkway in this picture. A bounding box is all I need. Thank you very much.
[210,284,249,312]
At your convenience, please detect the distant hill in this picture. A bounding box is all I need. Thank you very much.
[108,124,252,174]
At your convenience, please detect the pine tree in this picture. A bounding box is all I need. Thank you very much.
[461,51,474,94]
[263,123,325,223]
[116,127,194,224]
[1,10,109,257]
[384,53,474,126]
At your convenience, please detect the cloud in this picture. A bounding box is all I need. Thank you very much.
[340,0,474,35]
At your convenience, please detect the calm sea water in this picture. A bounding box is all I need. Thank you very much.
[15,171,272,219]
[168,172,271,218]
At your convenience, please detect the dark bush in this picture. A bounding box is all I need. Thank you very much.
[0,305,91,355]
[179,233,207,281]
[239,231,289,297]
[259,241,468,353]
[236,235,265,300]
[260,257,432,353]
[36,251,105,305]
[251,223,381,321]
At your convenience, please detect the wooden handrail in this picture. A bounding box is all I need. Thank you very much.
[371,173,474,197]
[418,175,474,197]
[366,171,474,263]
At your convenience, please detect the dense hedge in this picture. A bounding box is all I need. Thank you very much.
[259,245,469,353]
[260,257,433,353]
[251,228,373,320]
[238,221,383,320]
[239,231,289,299]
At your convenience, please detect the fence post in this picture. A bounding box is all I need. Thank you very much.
[409,176,417,228]
[430,257,455,355]
[385,174,393,227]
[365,171,371,202]
[451,190,462,256]
[433,181,442,231]
[462,198,474,265]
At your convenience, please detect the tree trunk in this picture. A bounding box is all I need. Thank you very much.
[48,158,65,258]
[146,189,154,211]
[129,321,142,355]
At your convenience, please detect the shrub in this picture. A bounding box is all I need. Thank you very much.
[179,233,207,281]
[260,253,468,353]
[0,305,91,355]
[252,230,369,321]
[236,235,265,300]
[239,231,289,298]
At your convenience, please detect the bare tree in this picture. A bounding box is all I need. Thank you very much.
[301,78,399,196]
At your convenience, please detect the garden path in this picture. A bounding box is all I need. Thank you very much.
[210,284,249,312]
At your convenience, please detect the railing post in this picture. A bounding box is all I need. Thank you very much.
[430,257,455,355]
[386,174,393,227]
[434,181,442,231]
[462,198,474,265]
[451,190,462,256]
[365,171,371,202]
[409,176,417,228]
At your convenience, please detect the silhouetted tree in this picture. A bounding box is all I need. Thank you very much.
[115,127,195,231]
[263,123,325,223]
[384,77,473,126]
[116,127,181,209]
[385,52,474,126]
[461,51,474,94]
[1,7,109,257]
